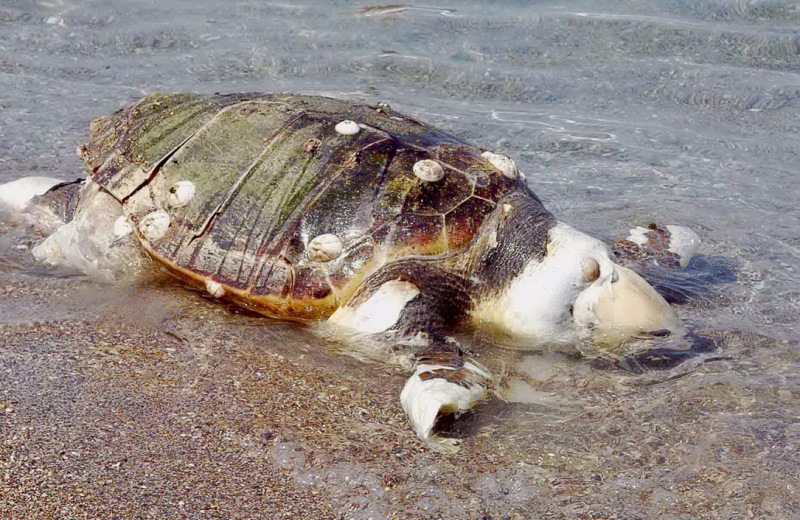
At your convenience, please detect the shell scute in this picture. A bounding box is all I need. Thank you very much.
[291,132,394,263]
[84,94,533,321]
[326,240,376,292]
[88,93,263,199]
[436,146,497,176]
[400,149,474,216]
[435,145,524,203]
[158,102,313,237]
[445,197,495,251]
[292,266,334,301]
[402,169,473,216]
[380,213,447,258]
[473,168,525,203]
[252,257,294,298]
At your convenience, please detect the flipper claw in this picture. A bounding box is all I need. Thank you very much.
[400,361,490,440]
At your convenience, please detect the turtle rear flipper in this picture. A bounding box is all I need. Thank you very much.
[27,178,85,224]
[31,180,146,280]
[0,176,66,213]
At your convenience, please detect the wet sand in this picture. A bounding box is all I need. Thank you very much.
[1,244,798,518]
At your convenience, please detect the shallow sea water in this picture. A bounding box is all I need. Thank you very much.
[1,1,799,518]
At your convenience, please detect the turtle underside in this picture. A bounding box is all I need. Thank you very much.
[82,93,532,320]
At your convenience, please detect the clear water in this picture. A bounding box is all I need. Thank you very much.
[1,1,799,518]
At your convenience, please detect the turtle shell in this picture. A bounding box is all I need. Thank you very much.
[83,93,532,320]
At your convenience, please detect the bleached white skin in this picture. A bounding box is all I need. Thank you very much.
[476,222,676,343]
[665,225,700,267]
[482,222,616,339]
[0,177,65,211]
[329,280,420,334]
[574,264,678,344]
[30,180,144,281]
[626,224,701,268]
[400,361,490,440]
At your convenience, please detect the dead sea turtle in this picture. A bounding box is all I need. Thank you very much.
[0,93,700,442]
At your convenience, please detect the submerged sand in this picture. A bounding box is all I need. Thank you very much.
[1,229,798,518]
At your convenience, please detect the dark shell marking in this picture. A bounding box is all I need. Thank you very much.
[83,93,532,320]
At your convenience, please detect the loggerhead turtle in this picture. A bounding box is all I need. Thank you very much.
[0,93,700,442]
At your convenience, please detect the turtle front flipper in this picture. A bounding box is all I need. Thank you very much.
[400,340,491,449]
[610,222,727,306]
[613,222,700,269]
[330,261,489,447]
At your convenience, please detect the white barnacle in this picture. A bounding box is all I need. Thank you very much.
[481,151,519,179]
[205,279,225,298]
[139,210,171,241]
[307,233,343,262]
[167,180,195,208]
[413,159,445,182]
[334,120,361,136]
[113,216,133,238]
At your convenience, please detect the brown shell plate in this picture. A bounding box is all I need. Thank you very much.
[83,93,532,320]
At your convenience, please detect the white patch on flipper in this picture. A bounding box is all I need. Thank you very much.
[626,226,651,246]
[400,362,490,440]
[0,177,64,211]
[665,225,700,268]
[329,280,420,334]
[626,224,700,268]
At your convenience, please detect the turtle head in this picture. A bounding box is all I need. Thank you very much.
[478,217,678,346]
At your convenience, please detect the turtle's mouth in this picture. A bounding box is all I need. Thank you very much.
[573,264,679,345]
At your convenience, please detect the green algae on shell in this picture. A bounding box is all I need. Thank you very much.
[83,93,532,321]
